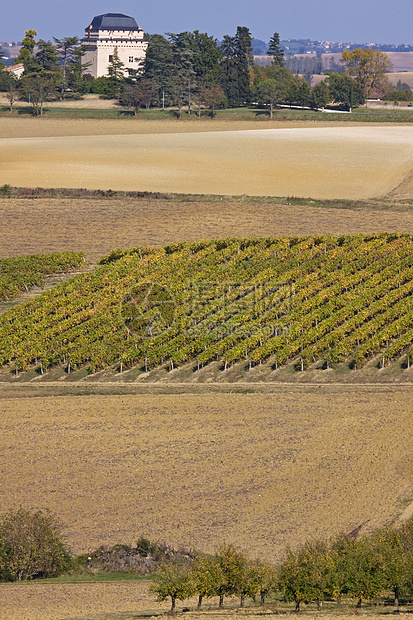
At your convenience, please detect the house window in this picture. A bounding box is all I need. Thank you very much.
[129,56,134,62]
[109,55,113,62]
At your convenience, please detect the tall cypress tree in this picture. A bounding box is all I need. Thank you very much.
[219,35,238,107]
[234,26,253,104]
[268,32,285,67]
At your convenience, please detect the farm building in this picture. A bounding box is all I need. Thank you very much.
[81,13,147,78]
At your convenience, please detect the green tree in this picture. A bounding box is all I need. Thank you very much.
[19,73,56,115]
[15,29,37,69]
[144,34,173,108]
[107,47,125,101]
[258,78,285,118]
[150,561,194,612]
[53,36,80,98]
[340,48,393,98]
[180,30,222,83]
[327,72,365,110]
[331,535,386,607]
[279,541,335,611]
[251,560,278,605]
[0,507,71,581]
[234,26,253,104]
[310,81,330,109]
[372,527,409,608]
[268,32,285,67]
[35,39,59,73]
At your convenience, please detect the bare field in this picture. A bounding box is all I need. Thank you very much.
[1,389,413,564]
[3,195,413,262]
[1,119,413,199]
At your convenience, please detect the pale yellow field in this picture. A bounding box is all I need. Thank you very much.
[1,118,413,199]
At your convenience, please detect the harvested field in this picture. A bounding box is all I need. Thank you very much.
[1,120,413,199]
[3,195,413,262]
[1,388,413,565]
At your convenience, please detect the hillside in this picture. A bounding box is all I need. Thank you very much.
[2,234,413,380]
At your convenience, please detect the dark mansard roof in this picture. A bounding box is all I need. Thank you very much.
[88,13,140,32]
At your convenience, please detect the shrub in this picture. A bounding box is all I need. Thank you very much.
[0,507,72,581]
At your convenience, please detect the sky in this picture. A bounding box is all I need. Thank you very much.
[1,0,413,45]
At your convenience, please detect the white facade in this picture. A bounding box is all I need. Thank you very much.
[82,13,147,78]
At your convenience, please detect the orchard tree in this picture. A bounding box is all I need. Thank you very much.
[150,561,194,612]
[214,543,247,608]
[340,48,392,97]
[191,553,223,608]
[0,507,71,581]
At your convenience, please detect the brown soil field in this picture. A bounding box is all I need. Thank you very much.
[0,579,406,620]
[3,195,413,262]
[1,119,413,199]
[1,388,413,561]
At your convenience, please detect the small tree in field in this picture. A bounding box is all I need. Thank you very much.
[0,507,71,581]
[191,552,223,609]
[150,561,194,612]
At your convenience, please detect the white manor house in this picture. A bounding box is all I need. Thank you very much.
[82,13,148,78]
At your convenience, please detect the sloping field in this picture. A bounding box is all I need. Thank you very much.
[1,389,413,562]
[3,235,413,378]
[1,126,413,199]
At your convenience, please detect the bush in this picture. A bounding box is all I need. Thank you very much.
[0,507,72,581]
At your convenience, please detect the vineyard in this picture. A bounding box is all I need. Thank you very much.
[1,234,413,376]
[0,252,86,302]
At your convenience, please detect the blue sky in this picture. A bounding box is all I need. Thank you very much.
[2,0,413,44]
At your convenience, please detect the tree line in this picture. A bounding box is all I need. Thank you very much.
[0,28,410,117]
[3,506,413,614]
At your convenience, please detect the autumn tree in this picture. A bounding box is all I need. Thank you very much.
[215,543,247,608]
[150,561,194,612]
[191,553,223,608]
[340,48,393,98]
[0,507,71,581]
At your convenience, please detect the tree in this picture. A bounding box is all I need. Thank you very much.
[15,30,37,69]
[279,541,335,611]
[144,34,174,108]
[179,30,221,83]
[167,33,195,117]
[0,72,20,112]
[234,26,253,104]
[251,560,278,605]
[107,47,125,101]
[203,83,226,117]
[330,535,386,607]
[258,78,285,118]
[0,507,71,581]
[191,553,223,608]
[150,561,194,612]
[268,32,285,67]
[214,543,247,608]
[340,48,393,98]
[19,73,56,115]
[53,36,80,99]
[310,81,330,109]
[327,72,365,110]
[372,527,409,608]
